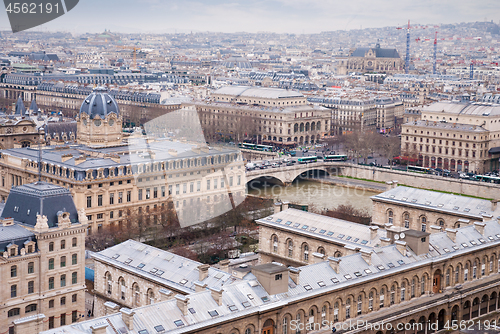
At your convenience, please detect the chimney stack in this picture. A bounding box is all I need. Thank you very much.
[312,252,325,264]
[482,213,494,223]
[474,222,486,235]
[392,180,398,189]
[369,226,379,240]
[219,259,230,273]
[491,200,498,211]
[120,308,135,330]
[175,295,189,315]
[360,249,372,265]
[210,287,223,306]
[159,288,173,301]
[194,281,208,292]
[274,202,282,214]
[198,264,210,281]
[445,228,457,242]
[91,324,108,334]
[328,257,341,274]
[429,225,442,234]
[385,181,393,191]
[395,240,407,256]
[103,301,119,316]
[380,237,391,247]
[282,201,289,211]
[289,267,300,284]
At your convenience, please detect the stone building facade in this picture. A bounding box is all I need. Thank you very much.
[0,182,87,333]
[337,43,404,75]
[40,206,500,334]
[0,88,247,232]
[371,185,499,231]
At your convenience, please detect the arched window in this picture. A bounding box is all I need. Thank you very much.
[401,282,406,302]
[72,272,77,284]
[404,213,410,228]
[446,269,450,286]
[106,273,112,295]
[368,292,374,311]
[147,289,154,305]
[288,240,293,258]
[61,240,66,249]
[387,210,393,224]
[272,235,278,253]
[11,284,17,298]
[390,285,396,305]
[411,278,416,298]
[481,259,486,276]
[282,316,288,334]
[380,289,385,308]
[8,308,20,317]
[334,302,339,322]
[134,283,140,306]
[303,244,309,262]
[119,277,126,300]
[421,276,426,295]
[318,247,325,255]
[455,266,460,283]
[72,237,77,247]
[321,305,327,323]
[49,242,54,252]
[357,295,363,315]
[464,264,469,281]
[296,312,301,334]
[60,256,66,267]
[346,298,351,319]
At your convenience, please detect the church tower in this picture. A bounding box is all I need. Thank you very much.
[76,87,123,147]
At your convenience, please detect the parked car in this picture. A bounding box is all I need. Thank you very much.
[271,163,280,168]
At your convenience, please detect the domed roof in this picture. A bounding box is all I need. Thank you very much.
[79,87,119,119]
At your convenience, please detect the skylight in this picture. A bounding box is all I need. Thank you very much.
[242,301,251,308]
[247,294,254,300]
[261,296,270,302]
[293,223,300,227]
[317,281,326,287]
[124,258,132,264]
[470,241,477,245]
[354,272,362,277]
[304,285,312,291]
[346,236,352,241]
[344,274,352,279]
[361,240,368,244]
[276,219,282,223]
[154,325,165,333]
[188,308,196,314]
[150,268,158,273]
[327,231,334,236]
[461,243,468,248]
[285,221,292,225]
[112,254,120,259]
[301,225,308,229]
[208,310,219,317]
[174,320,184,327]
[397,260,404,265]
[319,229,326,234]
[156,270,164,276]
[310,227,317,232]
[228,305,238,312]
[179,279,188,285]
[331,278,339,283]
[365,269,372,274]
[377,265,385,270]
[338,234,345,239]
[137,263,145,269]
[387,263,395,268]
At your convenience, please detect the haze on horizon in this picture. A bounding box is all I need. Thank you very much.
[0,0,498,34]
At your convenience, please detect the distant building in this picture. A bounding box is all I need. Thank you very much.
[401,99,500,173]
[337,43,404,75]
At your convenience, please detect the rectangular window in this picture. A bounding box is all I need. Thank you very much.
[72,294,77,302]
[11,285,16,298]
[214,179,218,189]
[86,196,92,208]
[229,176,233,186]
[72,311,77,323]
[154,187,158,198]
[126,191,131,202]
[118,192,123,203]
[28,262,34,274]
[190,183,194,192]
[161,186,165,197]
[168,185,172,195]
[207,180,211,190]
[138,189,143,200]
[72,254,77,265]
[49,277,54,290]
[60,314,66,326]
[110,211,114,219]
[109,193,114,205]
[97,194,103,207]
[197,181,201,191]
[72,272,77,284]
[176,184,180,195]
[49,258,54,270]
[183,183,187,193]
[97,213,103,220]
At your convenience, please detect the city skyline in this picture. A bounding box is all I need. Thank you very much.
[1,0,499,34]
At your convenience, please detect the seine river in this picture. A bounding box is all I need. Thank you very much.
[247,179,380,214]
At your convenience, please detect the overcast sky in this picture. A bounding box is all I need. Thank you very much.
[1,0,499,34]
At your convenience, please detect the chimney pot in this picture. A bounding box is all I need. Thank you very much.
[369,226,379,240]
[289,267,300,284]
[445,228,457,242]
[312,252,325,264]
[395,240,407,256]
[474,222,486,235]
[380,237,391,247]
[210,287,223,306]
[175,294,189,315]
[198,264,210,281]
[274,202,282,214]
[219,259,230,273]
[328,257,341,274]
[360,249,372,265]
[120,308,135,330]
[491,200,498,211]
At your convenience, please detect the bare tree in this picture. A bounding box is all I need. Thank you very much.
[379,135,401,169]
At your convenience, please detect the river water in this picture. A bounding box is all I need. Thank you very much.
[247,179,380,214]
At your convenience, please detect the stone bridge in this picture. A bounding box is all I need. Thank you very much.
[245,162,343,186]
